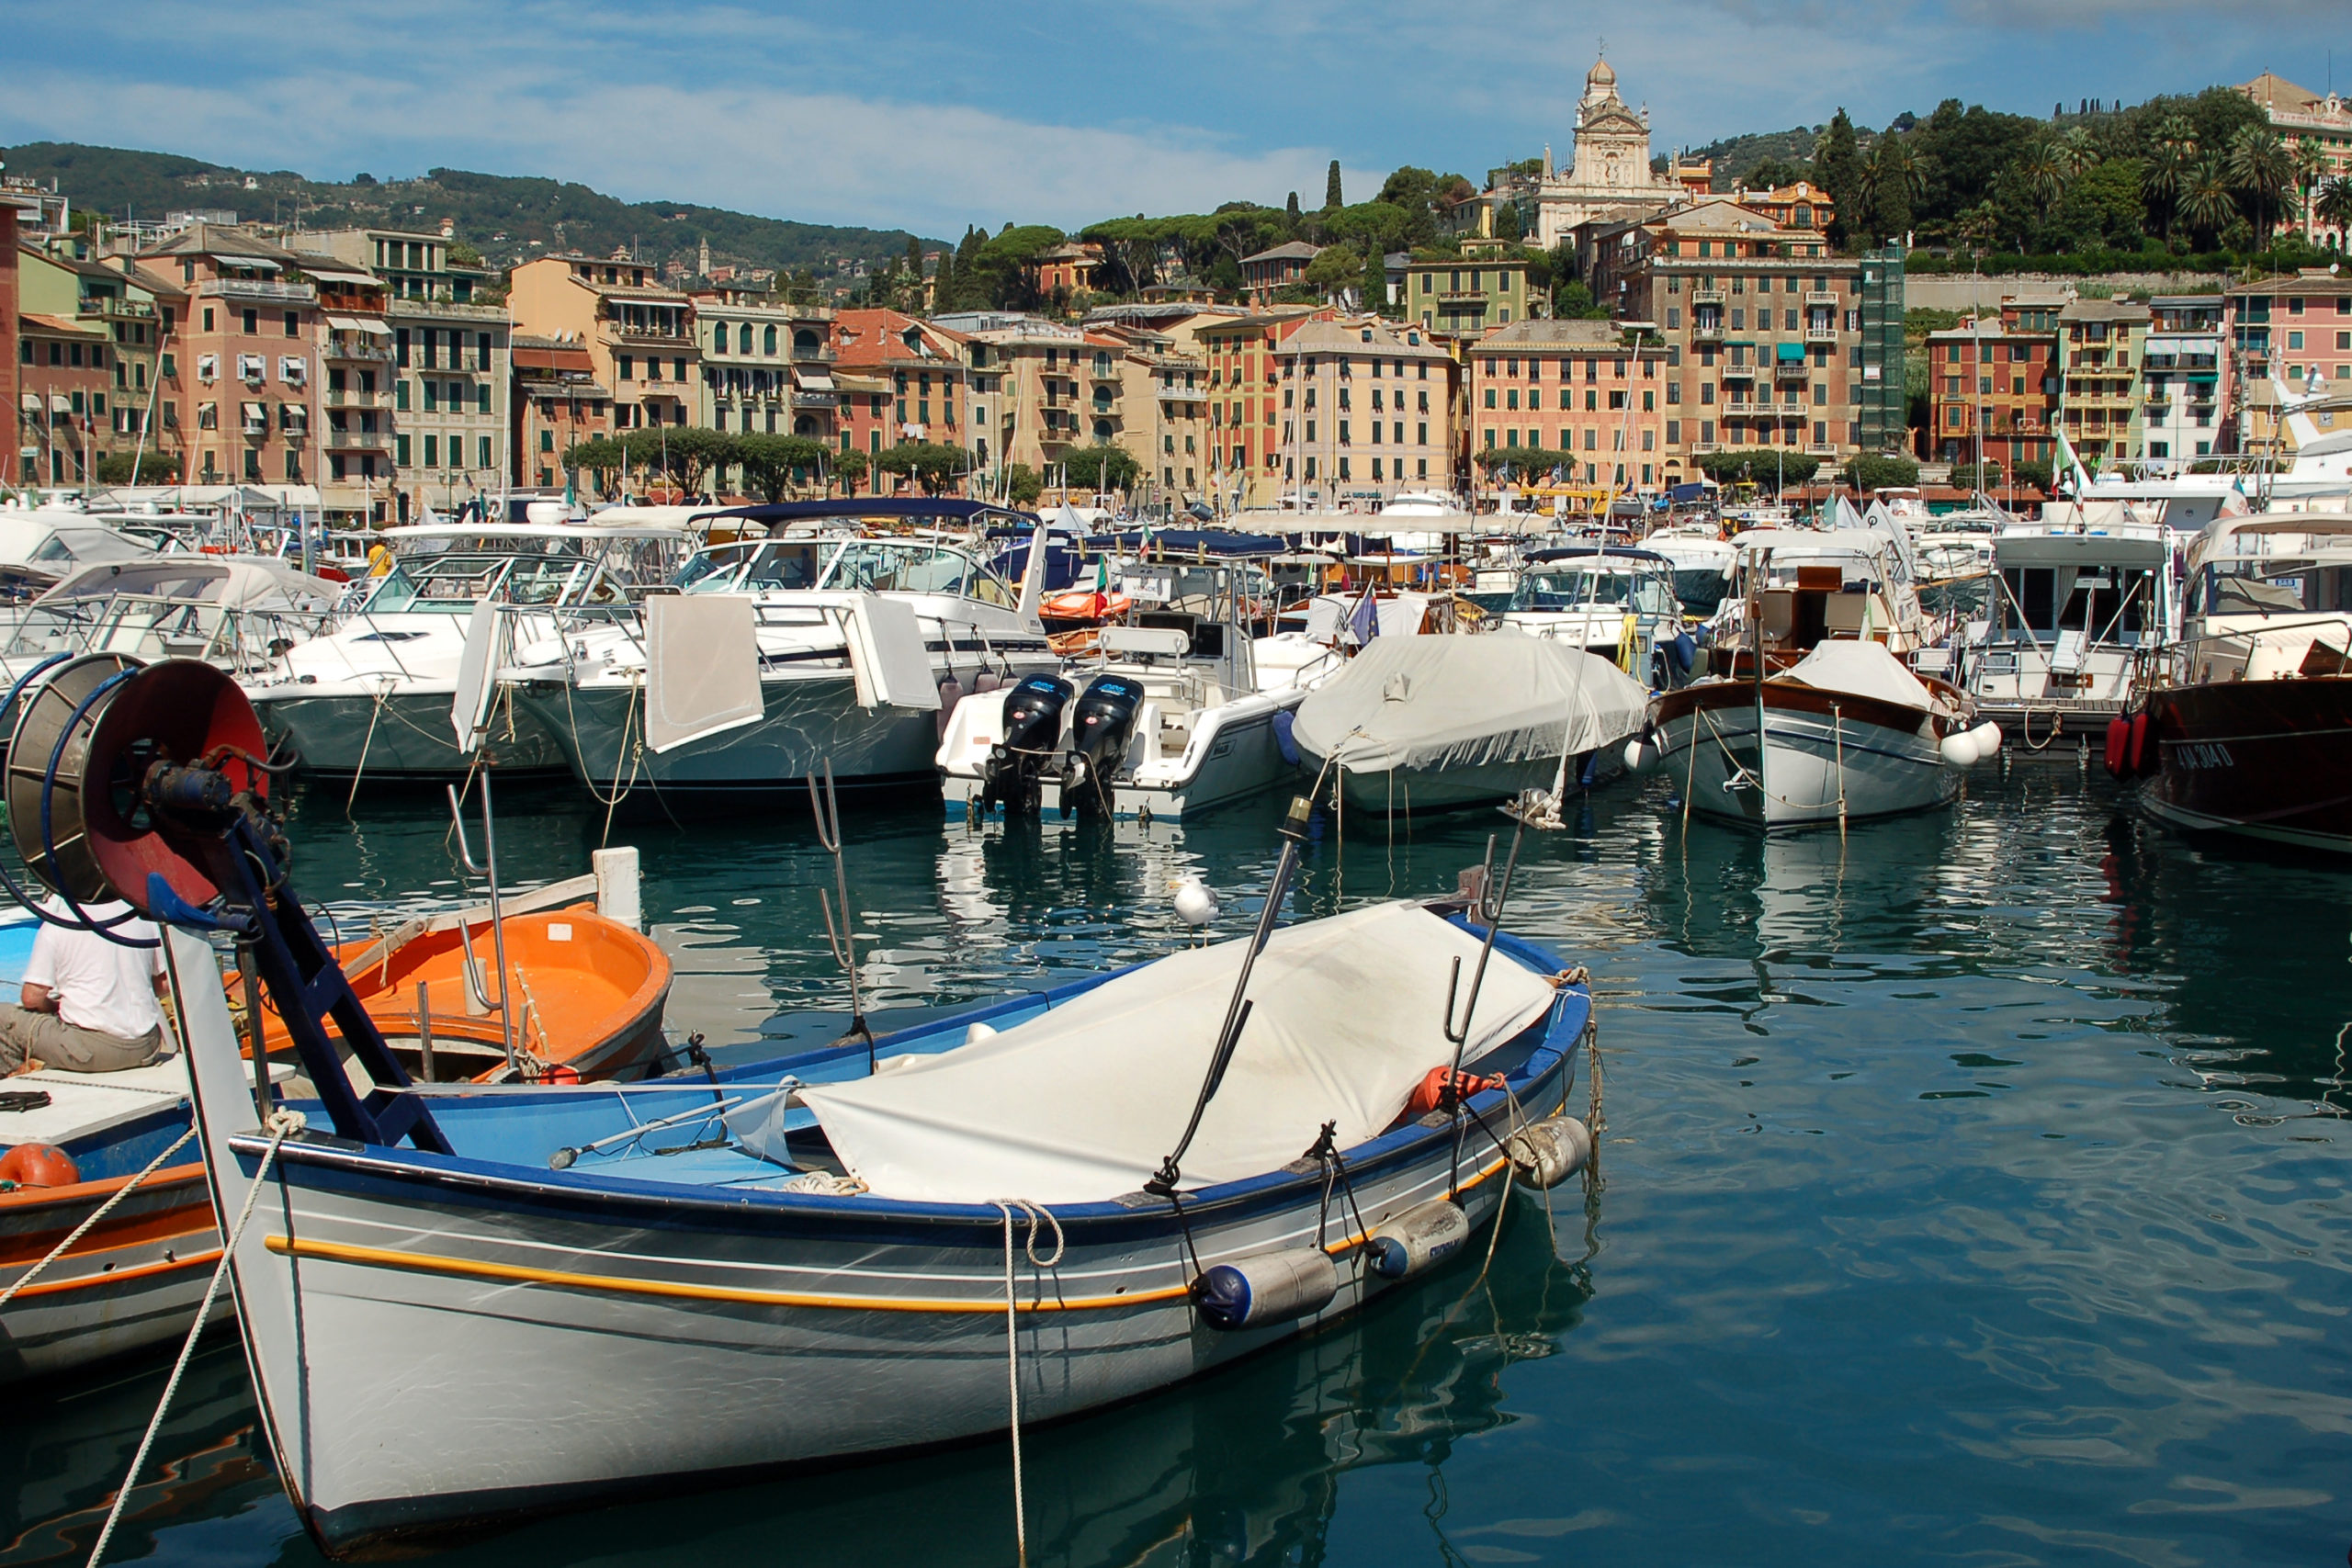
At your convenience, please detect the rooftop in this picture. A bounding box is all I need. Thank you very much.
[1478,318,1628,349]
[1241,241,1323,265]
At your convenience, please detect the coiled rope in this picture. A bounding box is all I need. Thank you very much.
[989,1199,1065,1568]
[0,1127,197,1312]
[87,1110,304,1568]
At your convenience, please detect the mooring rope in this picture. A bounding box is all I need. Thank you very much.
[87,1110,304,1568]
[989,1198,1065,1568]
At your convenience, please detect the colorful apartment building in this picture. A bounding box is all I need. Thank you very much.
[1198,307,1325,506]
[2056,297,2151,468]
[134,223,320,489]
[15,246,176,481]
[1469,318,1670,491]
[2223,269,2352,457]
[2239,73,2352,246]
[2140,296,2228,467]
[1927,307,2060,480]
[1030,243,1104,299]
[1403,238,1534,334]
[301,262,394,523]
[933,313,1102,483]
[1239,243,1320,307]
[695,285,837,446]
[14,310,111,488]
[1584,198,1883,469]
[833,309,973,486]
[1275,316,1457,504]
[509,255,697,434]
[512,336,613,491]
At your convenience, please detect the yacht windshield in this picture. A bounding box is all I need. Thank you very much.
[819,539,970,595]
[1513,566,1673,615]
[675,541,825,594]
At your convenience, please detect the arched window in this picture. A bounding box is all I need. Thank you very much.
[738,323,752,353]
[1093,420,1113,441]
[764,325,778,355]
[711,325,727,355]
[794,329,820,354]
[795,416,815,435]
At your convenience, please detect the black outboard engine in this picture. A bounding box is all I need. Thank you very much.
[1063,674,1144,816]
[978,675,1072,815]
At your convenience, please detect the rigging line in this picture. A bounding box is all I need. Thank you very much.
[0,1127,198,1312]
[86,1111,301,1568]
[989,1199,1064,1568]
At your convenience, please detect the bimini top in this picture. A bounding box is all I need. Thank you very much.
[37,555,339,614]
[711,499,1042,529]
[1103,527,1291,557]
[1525,546,1670,566]
[797,901,1559,1204]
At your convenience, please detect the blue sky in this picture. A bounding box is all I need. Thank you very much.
[2,0,2343,240]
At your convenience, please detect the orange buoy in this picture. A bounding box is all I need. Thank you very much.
[0,1144,81,1188]
[1404,1066,1507,1119]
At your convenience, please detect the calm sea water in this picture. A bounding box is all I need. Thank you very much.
[7,757,2349,1567]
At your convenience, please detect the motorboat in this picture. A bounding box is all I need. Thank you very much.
[0,555,338,686]
[0,505,156,604]
[1646,639,1993,829]
[503,501,1059,804]
[1702,525,1943,671]
[2116,510,2352,852]
[39,665,1597,1556]
[1291,633,1651,812]
[1952,508,2180,738]
[1493,546,1695,689]
[243,522,689,785]
[939,558,1308,821]
[1639,520,1736,617]
[1909,502,2004,585]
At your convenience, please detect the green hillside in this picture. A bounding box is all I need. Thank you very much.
[0,141,944,285]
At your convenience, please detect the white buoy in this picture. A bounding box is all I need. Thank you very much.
[1623,738,1659,774]
[1968,721,2003,759]
[1939,729,1984,768]
[1172,875,1220,930]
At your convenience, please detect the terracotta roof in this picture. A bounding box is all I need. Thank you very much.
[1241,241,1322,265]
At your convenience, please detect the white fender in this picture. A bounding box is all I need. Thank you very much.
[1968,721,2003,758]
[1939,728,1984,768]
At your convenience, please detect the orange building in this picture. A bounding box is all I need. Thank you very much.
[15,311,111,488]
[133,222,320,488]
[1198,306,1330,504]
[832,309,973,488]
[1238,243,1320,307]
[1928,306,2060,478]
[509,254,697,434]
[1470,317,1669,491]
[511,336,613,491]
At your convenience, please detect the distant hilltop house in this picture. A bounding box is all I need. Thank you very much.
[1239,241,1321,307]
[2237,71,2352,246]
[1028,242,1106,298]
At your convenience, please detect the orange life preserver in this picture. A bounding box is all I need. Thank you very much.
[0,1144,81,1189]
[2103,715,2130,779]
[1404,1066,1507,1119]
[1041,590,1131,624]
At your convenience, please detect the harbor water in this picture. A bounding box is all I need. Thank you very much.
[6,760,2347,1566]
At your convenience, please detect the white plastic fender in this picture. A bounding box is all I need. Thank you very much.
[1939,728,1984,768]
[1623,737,1660,774]
[1504,1115,1592,1190]
[1967,721,2002,759]
[1193,1247,1340,1330]
[1366,1199,1471,1280]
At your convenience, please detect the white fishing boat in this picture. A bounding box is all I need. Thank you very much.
[242,522,689,784]
[1952,509,2180,737]
[1646,640,1991,827]
[502,501,1059,804]
[938,558,1306,821]
[1703,525,1943,668]
[1492,546,1695,689]
[1291,633,1651,811]
[28,666,1597,1557]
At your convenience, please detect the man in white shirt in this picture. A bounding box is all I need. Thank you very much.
[0,902,170,1075]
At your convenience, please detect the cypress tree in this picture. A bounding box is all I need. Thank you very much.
[1324,160,1343,210]
[1815,109,1865,252]
[931,246,956,315]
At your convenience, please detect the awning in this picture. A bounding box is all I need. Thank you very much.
[241,401,266,421]
[49,394,73,414]
[302,268,379,288]
[791,367,836,392]
[324,312,390,334]
[17,394,37,412]
[1775,342,1806,361]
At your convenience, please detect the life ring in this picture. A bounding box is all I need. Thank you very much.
[0,1144,81,1188]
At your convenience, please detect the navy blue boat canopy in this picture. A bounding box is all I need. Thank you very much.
[1526,545,1671,565]
[710,499,1043,529]
[1102,528,1291,557]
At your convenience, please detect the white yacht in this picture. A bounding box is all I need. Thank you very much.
[243,523,688,784]
[503,523,1057,805]
[937,558,1305,821]
[1494,546,1696,689]
[0,556,337,686]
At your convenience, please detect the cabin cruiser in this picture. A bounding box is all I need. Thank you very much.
[1645,529,1992,828]
[1495,546,1694,689]
[1951,509,2179,737]
[243,523,688,784]
[2116,510,2352,852]
[938,558,1306,821]
[503,506,1057,804]
[1640,520,1736,616]
[0,555,337,687]
[0,505,157,605]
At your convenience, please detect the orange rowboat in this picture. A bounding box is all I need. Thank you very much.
[254,907,673,1084]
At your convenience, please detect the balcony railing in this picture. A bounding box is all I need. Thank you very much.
[323,427,391,450]
[791,344,838,363]
[1804,292,1838,306]
[77,296,155,320]
[1804,325,1838,344]
[1773,359,1811,380]
[323,342,394,363]
[1720,363,1755,379]
[324,388,392,409]
[1692,290,1726,306]
[200,278,317,305]
[790,390,839,410]
[1692,321,1724,343]
[1688,442,1724,456]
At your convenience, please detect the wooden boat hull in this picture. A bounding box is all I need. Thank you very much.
[172,924,1591,1557]
[2138,677,2352,852]
[259,908,673,1083]
[1653,680,1962,828]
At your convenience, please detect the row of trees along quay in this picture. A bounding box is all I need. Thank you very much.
[561,429,1143,505]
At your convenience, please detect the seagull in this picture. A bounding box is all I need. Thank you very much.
[1171,874,1220,933]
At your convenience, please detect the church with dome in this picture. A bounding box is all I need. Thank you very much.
[1479,57,1702,249]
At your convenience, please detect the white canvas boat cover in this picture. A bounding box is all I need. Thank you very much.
[1289,635,1649,776]
[1780,639,1931,711]
[798,902,1560,1204]
[646,593,763,752]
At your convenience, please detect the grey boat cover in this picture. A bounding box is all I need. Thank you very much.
[1289,633,1649,777]
[797,901,1559,1204]
[1779,639,1932,712]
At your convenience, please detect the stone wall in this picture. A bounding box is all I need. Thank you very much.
[1903,272,2228,312]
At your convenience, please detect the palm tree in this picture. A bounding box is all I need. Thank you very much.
[1858,134,1928,240]
[2180,157,2240,251]
[2143,118,2198,241]
[2053,126,2102,179]
[2018,142,2067,209]
[2317,175,2352,249]
[2291,140,2328,241]
[2228,126,2293,240]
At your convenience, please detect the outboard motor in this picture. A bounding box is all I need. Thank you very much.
[1062,673,1144,816]
[978,675,1071,815]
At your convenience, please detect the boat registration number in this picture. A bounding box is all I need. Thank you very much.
[2172,742,2234,770]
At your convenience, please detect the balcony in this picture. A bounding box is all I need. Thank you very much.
[1773,358,1811,381]
[790,344,838,363]
[1804,325,1838,344]
[1692,290,1726,307]
[322,342,394,363]
[1804,292,1838,306]
[77,296,155,321]
[1805,443,1838,456]
[323,427,390,450]
[1087,364,1122,383]
[610,328,690,346]
[201,278,317,306]
[1688,442,1724,456]
[1720,363,1756,380]
[1692,321,1724,343]
[325,387,392,409]
[791,390,839,410]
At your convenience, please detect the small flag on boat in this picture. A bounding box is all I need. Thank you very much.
[1349,585,1379,646]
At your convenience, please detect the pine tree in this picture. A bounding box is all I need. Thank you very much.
[1815,109,1865,253]
[1286,191,1302,222]
[931,247,956,316]
[953,226,986,310]
[1324,161,1343,211]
